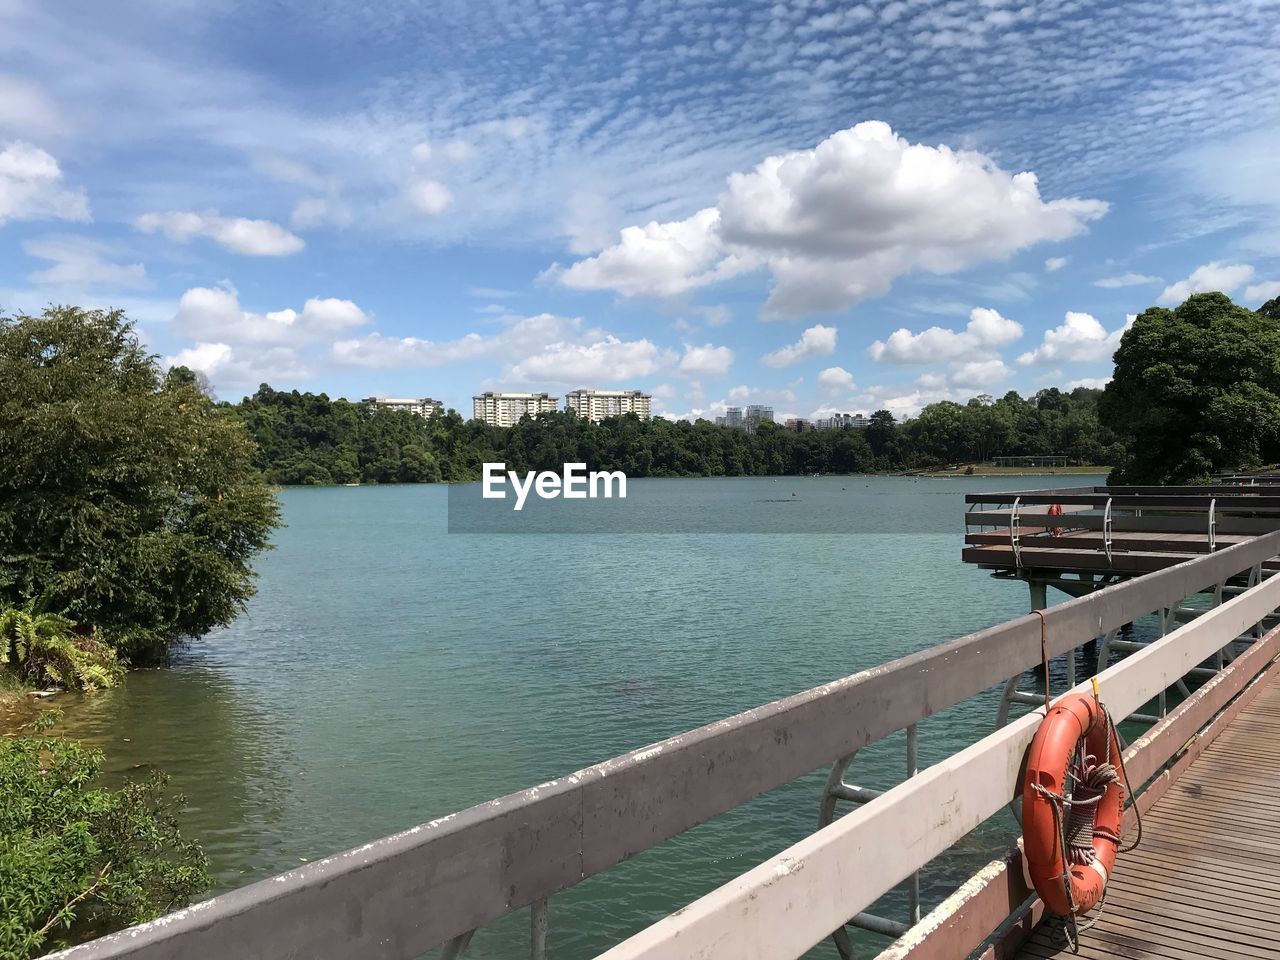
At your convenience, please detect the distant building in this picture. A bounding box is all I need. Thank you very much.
[362,396,444,418]
[564,388,651,421]
[744,404,774,433]
[724,406,744,429]
[472,391,559,427]
[813,413,870,431]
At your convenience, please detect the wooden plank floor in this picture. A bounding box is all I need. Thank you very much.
[1017,675,1280,959]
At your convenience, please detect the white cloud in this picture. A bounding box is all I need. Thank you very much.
[918,359,1011,389]
[173,286,371,347]
[407,179,453,215]
[135,210,304,255]
[331,313,583,369]
[507,336,672,384]
[553,121,1107,317]
[1094,272,1161,288]
[1243,281,1280,303]
[166,342,310,389]
[761,324,837,368]
[1017,311,1133,365]
[1065,377,1111,390]
[23,237,149,289]
[0,141,90,225]
[817,366,856,392]
[676,342,734,379]
[868,307,1022,364]
[1158,262,1254,304]
[1044,256,1068,272]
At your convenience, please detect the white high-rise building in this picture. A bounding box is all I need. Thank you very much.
[472,391,559,427]
[362,396,444,418]
[564,388,652,421]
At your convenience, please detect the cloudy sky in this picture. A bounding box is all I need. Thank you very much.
[2,0,1279,421]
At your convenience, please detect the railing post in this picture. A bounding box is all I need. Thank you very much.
[531,898,548,960]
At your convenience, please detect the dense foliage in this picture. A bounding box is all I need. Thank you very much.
[1101,293,1280,484]
[0,713,208,959]
[230,384,1119,484]
[0,307,281,661]
[0,603,123,691]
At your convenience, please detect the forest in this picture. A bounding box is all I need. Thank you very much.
[226,384,1121,485]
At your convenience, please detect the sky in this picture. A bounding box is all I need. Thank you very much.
[2,0,1279,422]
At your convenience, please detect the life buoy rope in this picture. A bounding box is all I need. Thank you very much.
[1022,692,1135,931]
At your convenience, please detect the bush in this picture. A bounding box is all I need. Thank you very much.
[0,714,209,958]
[0,604,124,691]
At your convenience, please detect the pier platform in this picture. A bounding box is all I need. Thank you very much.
[1018,670,1280,960]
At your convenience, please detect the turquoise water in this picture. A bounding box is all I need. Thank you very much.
[56,475,1109,957]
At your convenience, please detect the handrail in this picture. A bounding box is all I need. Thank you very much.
[46,532,1280,960]
[596,563,1280,960]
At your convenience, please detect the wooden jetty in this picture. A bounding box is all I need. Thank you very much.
[46,499,1280,960]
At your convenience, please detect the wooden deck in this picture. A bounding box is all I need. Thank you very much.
[1017,672,1280,960]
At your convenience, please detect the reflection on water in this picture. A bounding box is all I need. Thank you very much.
[52,476,1117,958]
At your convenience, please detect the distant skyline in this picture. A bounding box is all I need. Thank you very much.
[1,0,1278,422]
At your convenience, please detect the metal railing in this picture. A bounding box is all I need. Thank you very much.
[46,531,1280,960]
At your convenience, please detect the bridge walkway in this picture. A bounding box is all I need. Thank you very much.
[1017,673,1280,960]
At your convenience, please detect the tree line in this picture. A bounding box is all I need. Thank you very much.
[227,384,1122,485]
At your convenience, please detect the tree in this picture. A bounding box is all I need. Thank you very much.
[0,307,280,660]
[1100,293,1280,484]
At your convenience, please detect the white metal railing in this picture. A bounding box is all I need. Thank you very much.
[595,567,1280,960]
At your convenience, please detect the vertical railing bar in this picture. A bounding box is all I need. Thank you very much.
[906,723,920,925]
[531,898,548,960]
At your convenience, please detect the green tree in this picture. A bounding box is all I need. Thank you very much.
[1100,293,1280,483]
[0,307,281,660]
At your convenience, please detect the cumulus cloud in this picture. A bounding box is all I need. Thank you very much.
[761,324,837,368]
[166,342,311,389]
[868,307,1022,364]
[1066,377,1111,390]
[507,336,672,383]
[1044,256,1068,272]
[551,121,1107,317]
[173,286,371,347]
[135,210,304,255]
[1158,262,1254,304]
[1017,311,1133,365]
[676,342,734,379]
[1244,281,1280,303]
[332,313,583,368]
[24,236,148,289]
[1094,272,1161,288]
[918,359,1011,390]
[817,366,856,392]
[0,141,90,225]
[407,179,453,215]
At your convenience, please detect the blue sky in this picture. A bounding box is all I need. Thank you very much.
[2,0,1279,421]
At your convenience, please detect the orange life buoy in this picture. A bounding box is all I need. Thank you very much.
[1022,694,1125,916]
[1047,502,1064,537]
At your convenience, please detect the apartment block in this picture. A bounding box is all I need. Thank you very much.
[564,388,652,421]
[472,391,559,426]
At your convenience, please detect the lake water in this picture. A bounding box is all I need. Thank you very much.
[55,475,1113,958]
